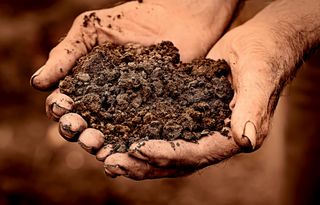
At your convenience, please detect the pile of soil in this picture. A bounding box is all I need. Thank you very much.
[59,41,234,152]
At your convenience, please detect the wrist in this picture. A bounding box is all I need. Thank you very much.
[247,0,320,72]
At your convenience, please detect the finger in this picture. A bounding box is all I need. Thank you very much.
[45,89,74,121]
[78,128,105,154]
[228,65,273,152]
[207,36,274,152]
[206,32,230,62]
[104,153,194,180]
[59,113,87,142]
[96,144,113,161]
[31,11,99,91]
[129,132,240,168]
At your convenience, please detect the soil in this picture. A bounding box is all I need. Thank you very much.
[59,41,234,153]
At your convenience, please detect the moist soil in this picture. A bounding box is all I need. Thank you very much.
[59,41,234,153]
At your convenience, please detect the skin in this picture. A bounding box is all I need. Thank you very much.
[31,0,238,90]
[31,0,320,179]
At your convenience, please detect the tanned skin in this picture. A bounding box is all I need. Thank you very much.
[31,0,320,179]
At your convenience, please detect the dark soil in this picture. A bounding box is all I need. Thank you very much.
[59,41,234,153]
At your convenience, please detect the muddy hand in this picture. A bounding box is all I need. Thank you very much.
[104,152,195,180]
[45,89,74,121]
[46,89,106,152]
[59,113,107,153]
[103,0,320,179]
[30,0,238,91]
[102,132,240,179]
[206,0,320,152]
[32,0,239,169]
[206,24,279,152]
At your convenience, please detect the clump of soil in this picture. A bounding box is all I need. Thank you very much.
[59,41,234,153]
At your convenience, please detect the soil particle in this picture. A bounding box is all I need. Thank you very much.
[65,49,71,54]
[83,15,89,27]
[83,12,101,27]
[59,41,234,153]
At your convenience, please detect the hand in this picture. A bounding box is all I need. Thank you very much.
[32,0,239,178]
[98,0,318,179]
[31,0,237,90]
[101,23,282,179]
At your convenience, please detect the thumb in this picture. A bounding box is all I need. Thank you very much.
[31,12,98,91]
[230,61,277,152]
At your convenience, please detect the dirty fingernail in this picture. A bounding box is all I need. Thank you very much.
[104,168,118,178]
[78,128,105,154]
[52,103,70,117]
[57,96,74,111]
[96,145,113,161]
[104,164,127,176]
[242,121,257,150]
[59,113,87,142]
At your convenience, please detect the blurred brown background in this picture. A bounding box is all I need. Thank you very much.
[0,0,319,204]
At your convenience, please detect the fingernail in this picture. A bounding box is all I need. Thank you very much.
[96,145,113,161]
[78,140,95,154]
[57,96,74,111]
[58,114,87,142]
[52,103,69,118]
[30,67,43,88]
[104,164,127,176]
[104,168,118,178]
[242,121,257,150]
[78,128,105,154]
[59,122,80,142]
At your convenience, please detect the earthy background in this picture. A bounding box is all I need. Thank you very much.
[0,0,319,204]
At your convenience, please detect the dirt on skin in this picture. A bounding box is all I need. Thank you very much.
[59,41,234,153]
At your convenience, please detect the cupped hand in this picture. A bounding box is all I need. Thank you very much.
[34,0,239,178]
[98,19,298,179]
[46,0,318,180]
[31,0,236,90]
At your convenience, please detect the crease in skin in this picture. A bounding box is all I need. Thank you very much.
[67,39,88,58]
[129,147,150,162]
[105,164,127,175]
[114,13,162,40]
[50,103,67,121]
[95,28,121,45]
[78,140,95,153]
[104,164,121,178]
[104,168,118,178]
[52,102,70,115]
[116,164,130,175]
[80,14,99,52]
[127,16,161,36]
[104,164,117,169]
